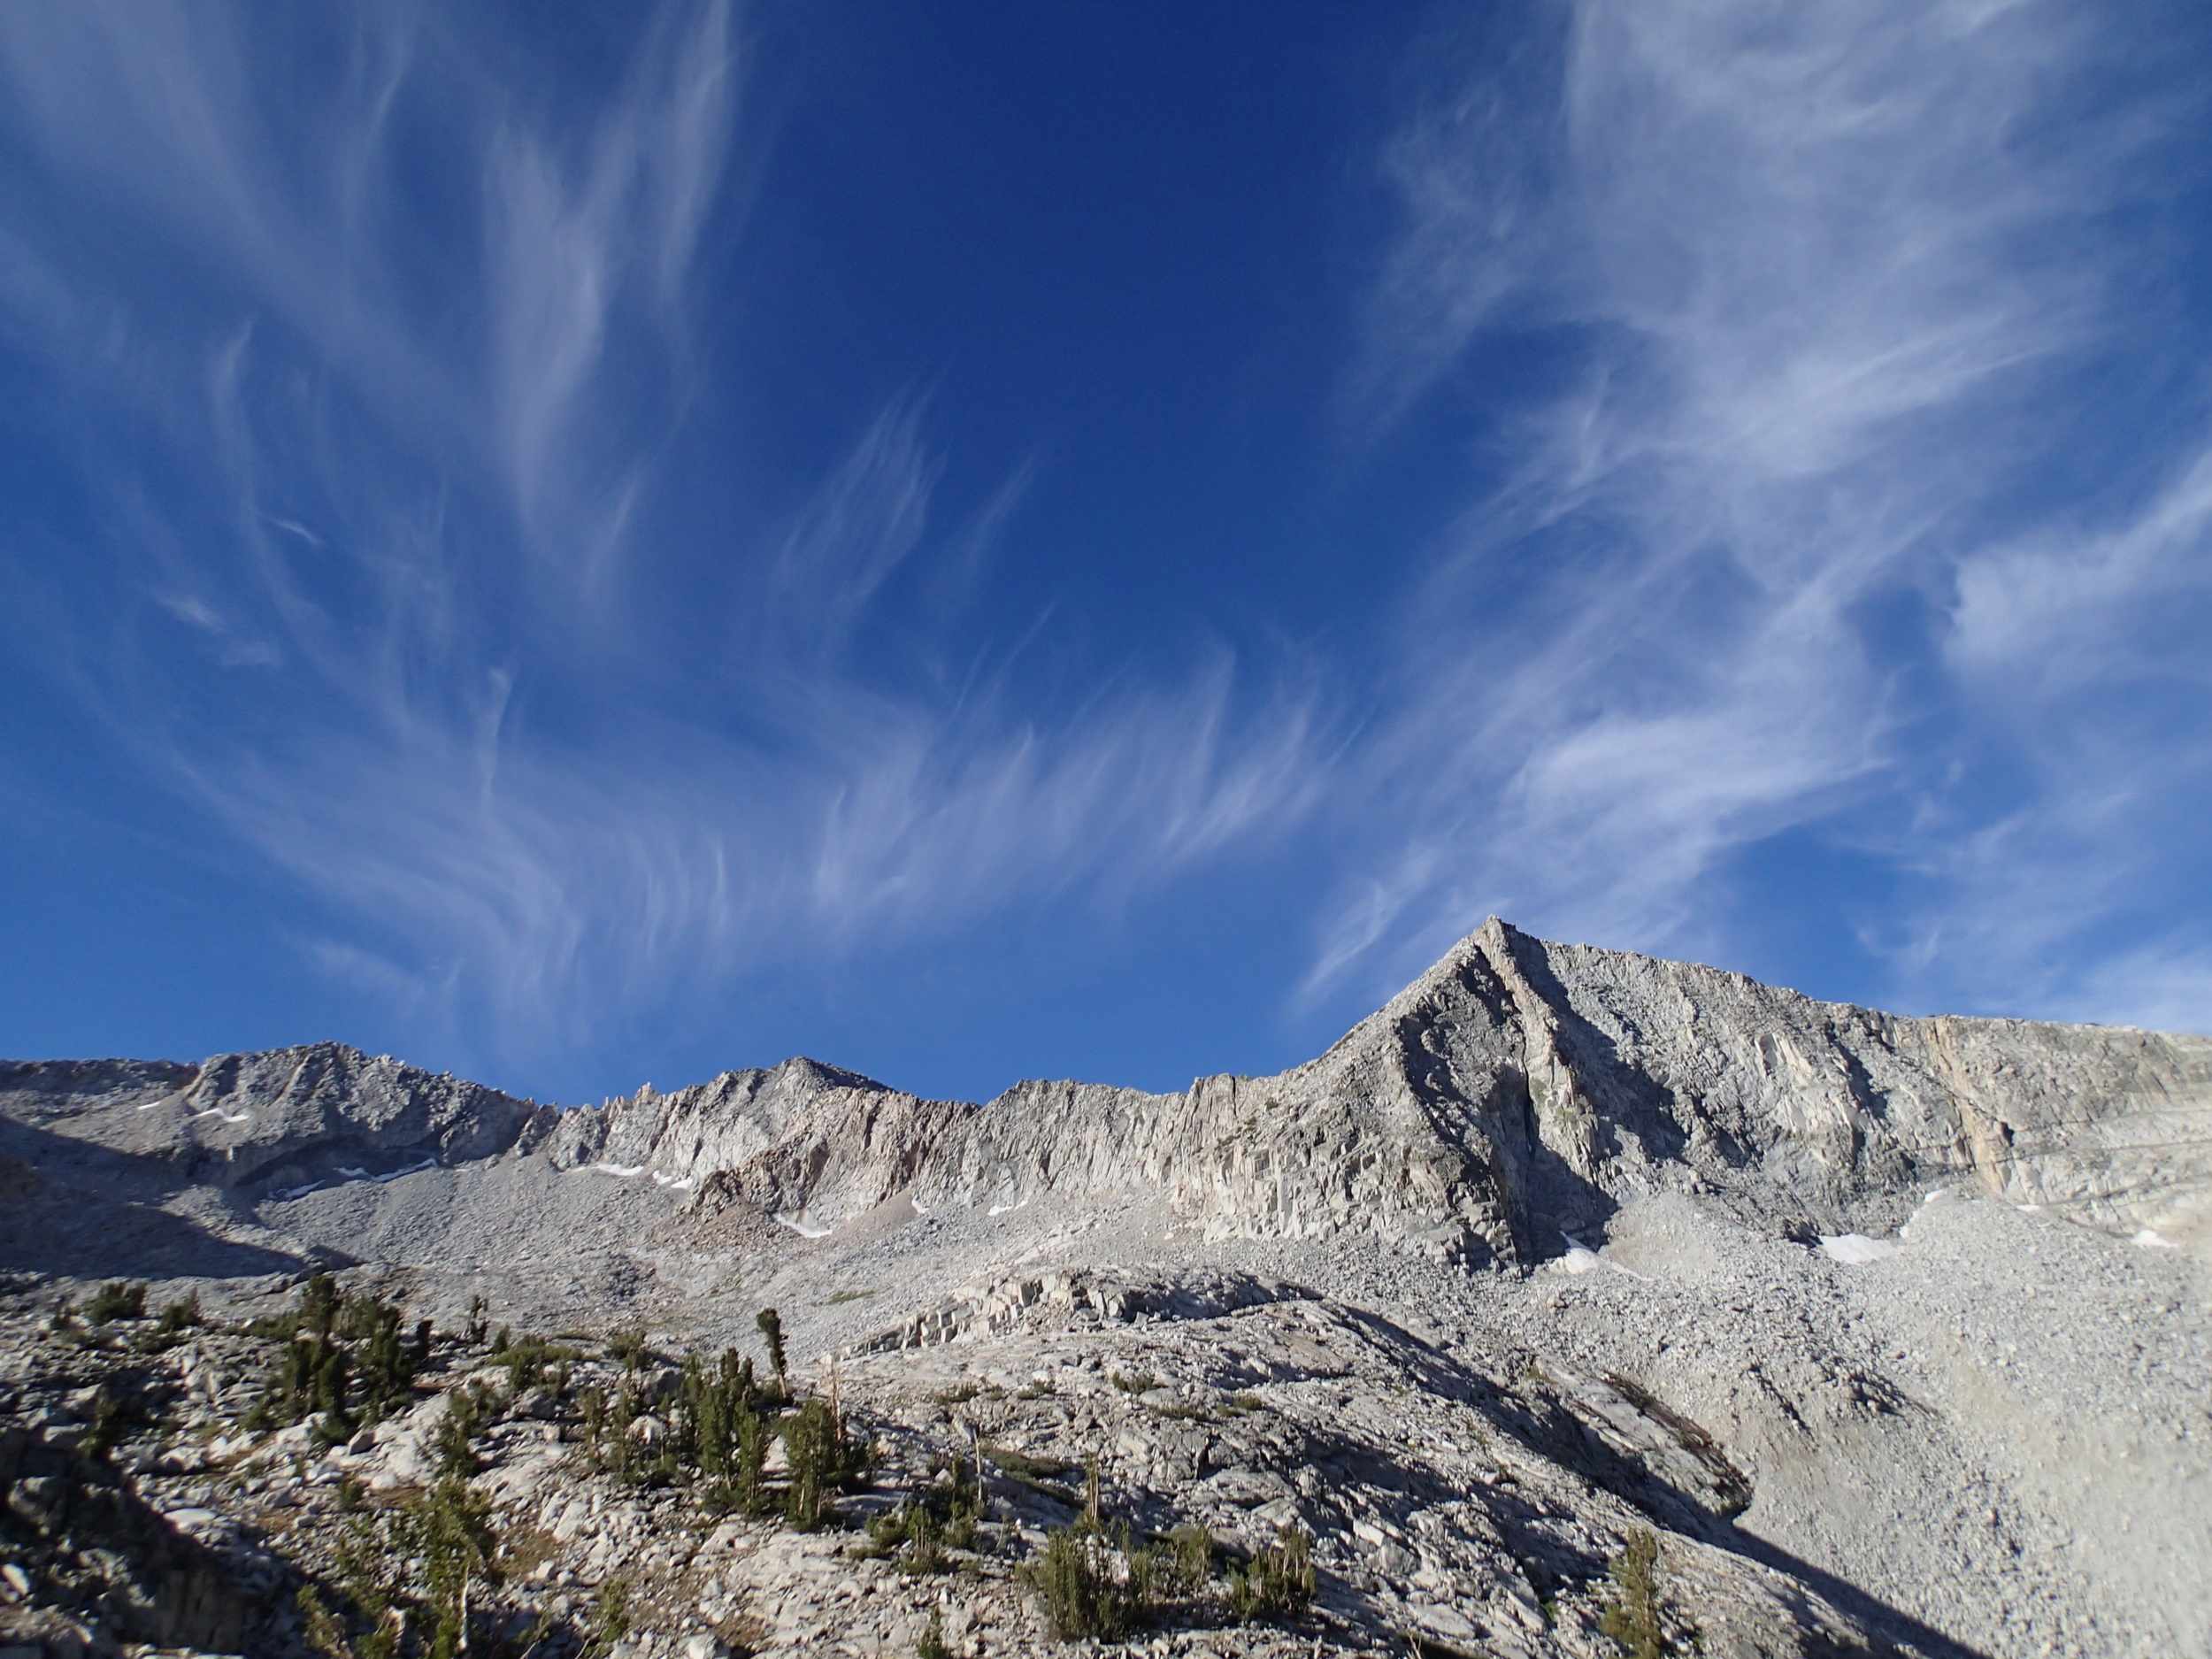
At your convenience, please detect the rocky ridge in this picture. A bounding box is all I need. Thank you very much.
[0,919,2207,1657]
[12,919,2203,1273]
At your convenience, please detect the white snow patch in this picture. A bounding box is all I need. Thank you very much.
[1820,1233,1901,1265]
[1551,1234,1648,1280]
[594,1163,648,1179]
[649,1170,695,1190]
[337,1166,369,1179]
[910,1196,930,1217]
[775,1210,834,1240]
[194,1107,251,1125]
[373,1158,437,1183]
[2131,1228,2180,1250]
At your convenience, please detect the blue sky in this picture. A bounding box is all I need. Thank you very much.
[3,0,2208,1107]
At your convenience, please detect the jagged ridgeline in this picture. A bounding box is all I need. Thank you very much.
[4,918,2206,1279]
[4,919,2209,1659]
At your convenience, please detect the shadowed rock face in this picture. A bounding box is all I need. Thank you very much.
[1,1046,540,1195]
[4,920,2207,1266]
[1,1422,246,1652]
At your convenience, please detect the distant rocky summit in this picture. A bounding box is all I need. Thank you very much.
[2,921,2206,1657]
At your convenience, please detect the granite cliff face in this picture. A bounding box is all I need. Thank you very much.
[494,918,2205,1265]
[9,919,2205,1267]
[546,918,2212,1261]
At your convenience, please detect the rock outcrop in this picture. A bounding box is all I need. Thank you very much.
[5,920,2207,1270]
[0,1421,247,1653]
[595,918,2212,1263]
[1,1045,540,1196]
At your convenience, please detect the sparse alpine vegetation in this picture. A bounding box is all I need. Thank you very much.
[1599,1528,1666,1659]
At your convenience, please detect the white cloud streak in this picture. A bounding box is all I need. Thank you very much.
[4,0,2203,1073]
[1325,0,2212,1029]
[0,1,1324,1069]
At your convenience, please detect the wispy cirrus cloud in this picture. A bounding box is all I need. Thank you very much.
[482,0,737,569]
[1321,0,2212,1030]
[4,0,2204,1084]
[1885,441,2212,1016]
[0,1,1324,1071]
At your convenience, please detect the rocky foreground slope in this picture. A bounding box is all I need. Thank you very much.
[1,920,2208,1658]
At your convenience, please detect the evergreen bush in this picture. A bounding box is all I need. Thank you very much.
[1226,1525,1314,1624]
[87,1280,147,1325]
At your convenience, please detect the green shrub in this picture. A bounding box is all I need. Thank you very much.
[687,1348,759,1479]
[411,1473,499,1659]
[434,1380,492,1478]
[1226,1525,1314,1624]
[319,1499,420,1659]
[891,1504,949,1573]
[1168,1522,1214,1589]
[87,1280,147,1325]
[917,1608,952,1659]
[133,1293,202,1353]
[314,1344,356,1444]
[981,1443,1072,1482]
[1598,1527,1665,1659]
[583,1578,632,1658]
[607,1325,649,1371]
[579,1386,608,1458]
[497,1336,580,1394]
[297,1583,352,1659]
[82,1386,127,1458]
[252,1334,341,1432]
[354,1302,424,1415]
[782,1397,863,1530]
[1024,1517,1156,1641]
[936,1454,982,1548]
[303,1272,344,1337]
[244,1282,426,1432]
[702,1395,772,1515]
